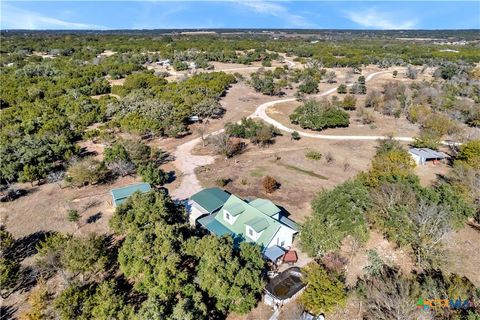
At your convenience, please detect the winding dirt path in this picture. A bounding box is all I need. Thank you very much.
[251,70,414,142]
[171,70,416,200]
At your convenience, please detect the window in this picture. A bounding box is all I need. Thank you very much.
[249,228,254,237]
[280,240,285,247]
[225,212,230,220]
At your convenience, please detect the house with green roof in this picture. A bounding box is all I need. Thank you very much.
[190,189,298,261]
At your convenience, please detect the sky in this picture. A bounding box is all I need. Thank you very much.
[1,1,479,30]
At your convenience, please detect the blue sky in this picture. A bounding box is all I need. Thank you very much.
[1,1,479,30]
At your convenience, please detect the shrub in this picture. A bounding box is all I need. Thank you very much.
[291,131,301,140]
[305,150,322,161]
[337,84,347,94]
[67,209,80,223]
[262,176,279,193]
[340,94,357,110]
[325,152,335,164]
[216,178,231,187]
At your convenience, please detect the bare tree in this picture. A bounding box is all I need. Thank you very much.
[107,160,135,177]
[363,267,419,320]
[411,201,451,269]
[207,133,245,158]
[325,71,337,83]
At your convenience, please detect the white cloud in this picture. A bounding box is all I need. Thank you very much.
[345,8,417,30]
[238,1,315,28]
[0,3,108,30]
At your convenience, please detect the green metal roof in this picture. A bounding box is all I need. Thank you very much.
[248,198,281,216]
[111,183,151,206]
[223,202,245,216]
[190,188,230,213]
[246,217,270,232]
[214,195,281,248]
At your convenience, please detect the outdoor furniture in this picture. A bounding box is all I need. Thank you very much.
[283,250,298,265]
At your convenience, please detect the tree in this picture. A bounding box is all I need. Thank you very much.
[456,139,480,169]
[300,180,371,256]
[188,236,264,315]
[325,71,336,83]
[300,262,346,315]
[0,226,19,298]
[363,250,384,276]
[290,99,349,131]
[66,158,110,187]
[262,176,280,193]
[207,133,245,158]
[360,266,419,320]
[357,75,367,94]
[298,76,319,94]
[103,143,130,164]
[393,70,398,78]
[337,84,347,94]
[61,234,108,282]
[138,162,168,186]
[366,139,416,186]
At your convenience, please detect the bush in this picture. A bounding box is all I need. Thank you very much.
[305,150,322,161]
[262,176,279,193]
[290,99,349,131]
[66,158,110,187]
[337,84,347,94]
[340,94,357,110]
[216,178,231,187]
[291,131,301,140]
[67,209,80,223]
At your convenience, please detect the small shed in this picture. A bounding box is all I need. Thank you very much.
[409,148,446,165]
[110,183,151,207]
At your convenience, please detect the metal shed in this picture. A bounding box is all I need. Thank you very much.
[409,148,446,165]
[110,183,151,207]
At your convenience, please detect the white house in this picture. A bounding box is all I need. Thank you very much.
[409,148,447,165]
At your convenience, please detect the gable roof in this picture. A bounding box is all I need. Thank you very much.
[111,183,151,206]
[190,188,230,213]
[214,194,284,248]
[248,198,281,216]
[246,217,270,232]
[224,202,245,217]
[409,148,446,159]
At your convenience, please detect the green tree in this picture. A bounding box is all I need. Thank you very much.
[290,99,349,131]
[300,262,346,315]
[103,143,130,164]
[66,158,110,187]
[456,139,480,169]
[138,162,168,186]
[357,75,367,94]
[189,236,264,315]
[300,179,371,256]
